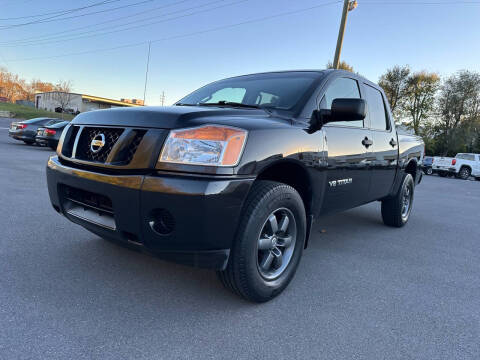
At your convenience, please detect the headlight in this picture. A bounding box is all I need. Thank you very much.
[159,125,248,166]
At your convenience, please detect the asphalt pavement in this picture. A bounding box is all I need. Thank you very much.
[1,117,479,359]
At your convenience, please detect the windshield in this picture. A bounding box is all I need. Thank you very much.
[177,72,319,111]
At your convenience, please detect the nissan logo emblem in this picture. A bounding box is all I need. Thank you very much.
[90,133,106,153]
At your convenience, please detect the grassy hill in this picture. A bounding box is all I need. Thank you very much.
[0,102,75,121]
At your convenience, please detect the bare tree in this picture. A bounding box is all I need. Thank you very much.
[52,80,73,113]
[378,65,410,119]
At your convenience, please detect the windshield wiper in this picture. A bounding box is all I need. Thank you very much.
[196,101,260,109]
[176,101,274,114]
[198,101,275,114]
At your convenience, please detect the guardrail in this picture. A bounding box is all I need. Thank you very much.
[0,111,15,118]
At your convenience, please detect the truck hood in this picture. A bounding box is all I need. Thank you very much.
[71,106,291,130]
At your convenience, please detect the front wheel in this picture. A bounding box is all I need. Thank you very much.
[381,173,414,227]
[425,167,433,175]
[217,181,306,302]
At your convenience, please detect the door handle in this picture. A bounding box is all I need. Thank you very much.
[362,137,373,148]
[389,138,397,147]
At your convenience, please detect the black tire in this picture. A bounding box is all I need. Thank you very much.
[458,166,471,180]
[381,173,414,228]
[475,177,480,181]
[217,180,306,303]
[425,167,433,175]
[438,172,448,177]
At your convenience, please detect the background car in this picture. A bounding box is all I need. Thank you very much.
[35,121,69,150]
[422,156,434,175]
[9,117,58,145]
[432,153,480,180]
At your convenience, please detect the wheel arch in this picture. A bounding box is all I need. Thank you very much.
[405,158,418,180]
[255,160,316,248]
[459,164,472,172]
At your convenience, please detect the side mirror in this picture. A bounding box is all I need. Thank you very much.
[308,98,367,134]
[330,98,367,122]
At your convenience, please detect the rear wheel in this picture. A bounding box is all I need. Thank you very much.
[381,173,414,228]
[425,167,433,175]
[458,167,471,180]
[217,180,306,303]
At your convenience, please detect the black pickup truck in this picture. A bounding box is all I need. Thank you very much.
[47,70,424,302]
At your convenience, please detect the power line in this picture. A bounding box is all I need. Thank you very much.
[0,0,229,47]
[0,0,193,45]
[4,0,342,62]
[0,0,121,21]
[0,0,159,29]
[1,0,244,47]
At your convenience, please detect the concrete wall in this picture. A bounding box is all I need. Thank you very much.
[35,92,82,112]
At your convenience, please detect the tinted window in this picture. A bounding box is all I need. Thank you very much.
[45,119,62,126]
[23,118,49,124]
[321,77,363,127]
[456,154,475,161]
[364,85,389,131]
[178,72,318,110]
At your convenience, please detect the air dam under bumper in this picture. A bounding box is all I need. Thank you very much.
[46,156,254,270]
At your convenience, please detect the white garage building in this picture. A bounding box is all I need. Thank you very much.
[35,92,142,113]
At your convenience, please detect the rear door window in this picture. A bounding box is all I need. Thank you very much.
[364,84,390,131]
[321,77,363,128]
[456,154,475,161]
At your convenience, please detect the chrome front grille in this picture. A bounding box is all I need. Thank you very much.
[75,127,124,163]
[61,125,147,165]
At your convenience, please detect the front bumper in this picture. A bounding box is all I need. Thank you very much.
[46,156,254,270]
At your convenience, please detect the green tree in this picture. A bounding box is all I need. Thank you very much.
[437,70,480,155]
[326,61,354,72]
[378,65,410,119]
[402,71,440,135]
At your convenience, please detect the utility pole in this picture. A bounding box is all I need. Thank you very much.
[160,91,165,106]
[143,41,151,105]
[333,0,358,69]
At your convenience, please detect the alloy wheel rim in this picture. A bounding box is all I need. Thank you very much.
[401,185,413,220]
[256,208,297,280]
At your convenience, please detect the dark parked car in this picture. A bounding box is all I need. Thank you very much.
[422,156,434,175]
[35,121,69,150]
[9,118,58,144]
[46,70,424,302]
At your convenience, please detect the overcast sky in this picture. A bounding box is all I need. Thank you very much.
[0,0,479,105]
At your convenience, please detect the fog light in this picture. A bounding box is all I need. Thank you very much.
[149,209,175,235]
